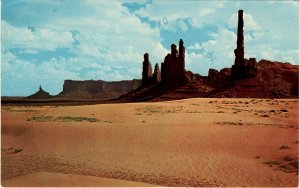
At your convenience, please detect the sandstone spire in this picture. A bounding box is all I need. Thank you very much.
[235,9,244,67]
[231,9,257,80]
[142,53,153,86]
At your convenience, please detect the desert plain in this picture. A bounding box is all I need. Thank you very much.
[1,98,299,187]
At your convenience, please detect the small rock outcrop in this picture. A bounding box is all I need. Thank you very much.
[207,68,232,86]
[208,69,219,83]
[27,85,52,99]
[184,71,207,84]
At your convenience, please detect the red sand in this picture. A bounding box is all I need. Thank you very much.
[1,98,298,186]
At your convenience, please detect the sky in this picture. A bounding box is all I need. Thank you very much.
[1,0,299,96]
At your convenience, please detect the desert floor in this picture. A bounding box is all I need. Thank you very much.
[1,98,299,187]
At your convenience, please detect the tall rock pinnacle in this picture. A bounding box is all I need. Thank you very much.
[232,9,257,80]
[235,9,244,67]
[142,53,153,86]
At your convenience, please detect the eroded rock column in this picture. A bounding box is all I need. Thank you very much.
[142,53,152,86]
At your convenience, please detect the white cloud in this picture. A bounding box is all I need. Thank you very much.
[246,44,298,64]
[199,8,215,16]
[44,2,166,68]
[188,43,202,50]
[2,21,74,52]
[1,0,169,95]
[1,50,80,96]
[228,12,260,31]
[186,27,236,75]
[178,19,188,32]
[136,1,225,28]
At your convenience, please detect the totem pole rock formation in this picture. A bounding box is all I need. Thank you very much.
[231,10,245,79]
[161,39,186,85]
[232,10,257,80]
[142,53,153,85]
[236,9,244,67]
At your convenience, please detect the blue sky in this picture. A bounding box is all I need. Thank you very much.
[1,0,299,96]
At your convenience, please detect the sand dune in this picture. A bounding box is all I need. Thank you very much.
[1,98,298,186]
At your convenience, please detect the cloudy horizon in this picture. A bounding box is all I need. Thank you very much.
[1,0,299,96]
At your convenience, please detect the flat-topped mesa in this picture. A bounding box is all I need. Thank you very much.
[142,53,153,86]
[161,39,186,85]
[232,10,257,80]
[59,79,141,100]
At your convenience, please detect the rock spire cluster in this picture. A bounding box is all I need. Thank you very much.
[142,39,186,86]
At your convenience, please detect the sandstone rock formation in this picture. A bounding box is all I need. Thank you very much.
[24,9,298,103]
[161,39,186,85]
[256,60,298,97]
[141,39,186,87]
[209,60,298,98]
[27,85,52,99]
[142,53,153,86]
[184,71,207,85]
[235,9,244,67]
[115,9,298,102]
[58,79,141,100]
[208,69,219,83]
[205,68,233,88]
[231,10,257,80]
[219,68,231,78]
[153,63,161,83]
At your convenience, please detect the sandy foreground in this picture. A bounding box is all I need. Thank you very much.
[1,98,299,187]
